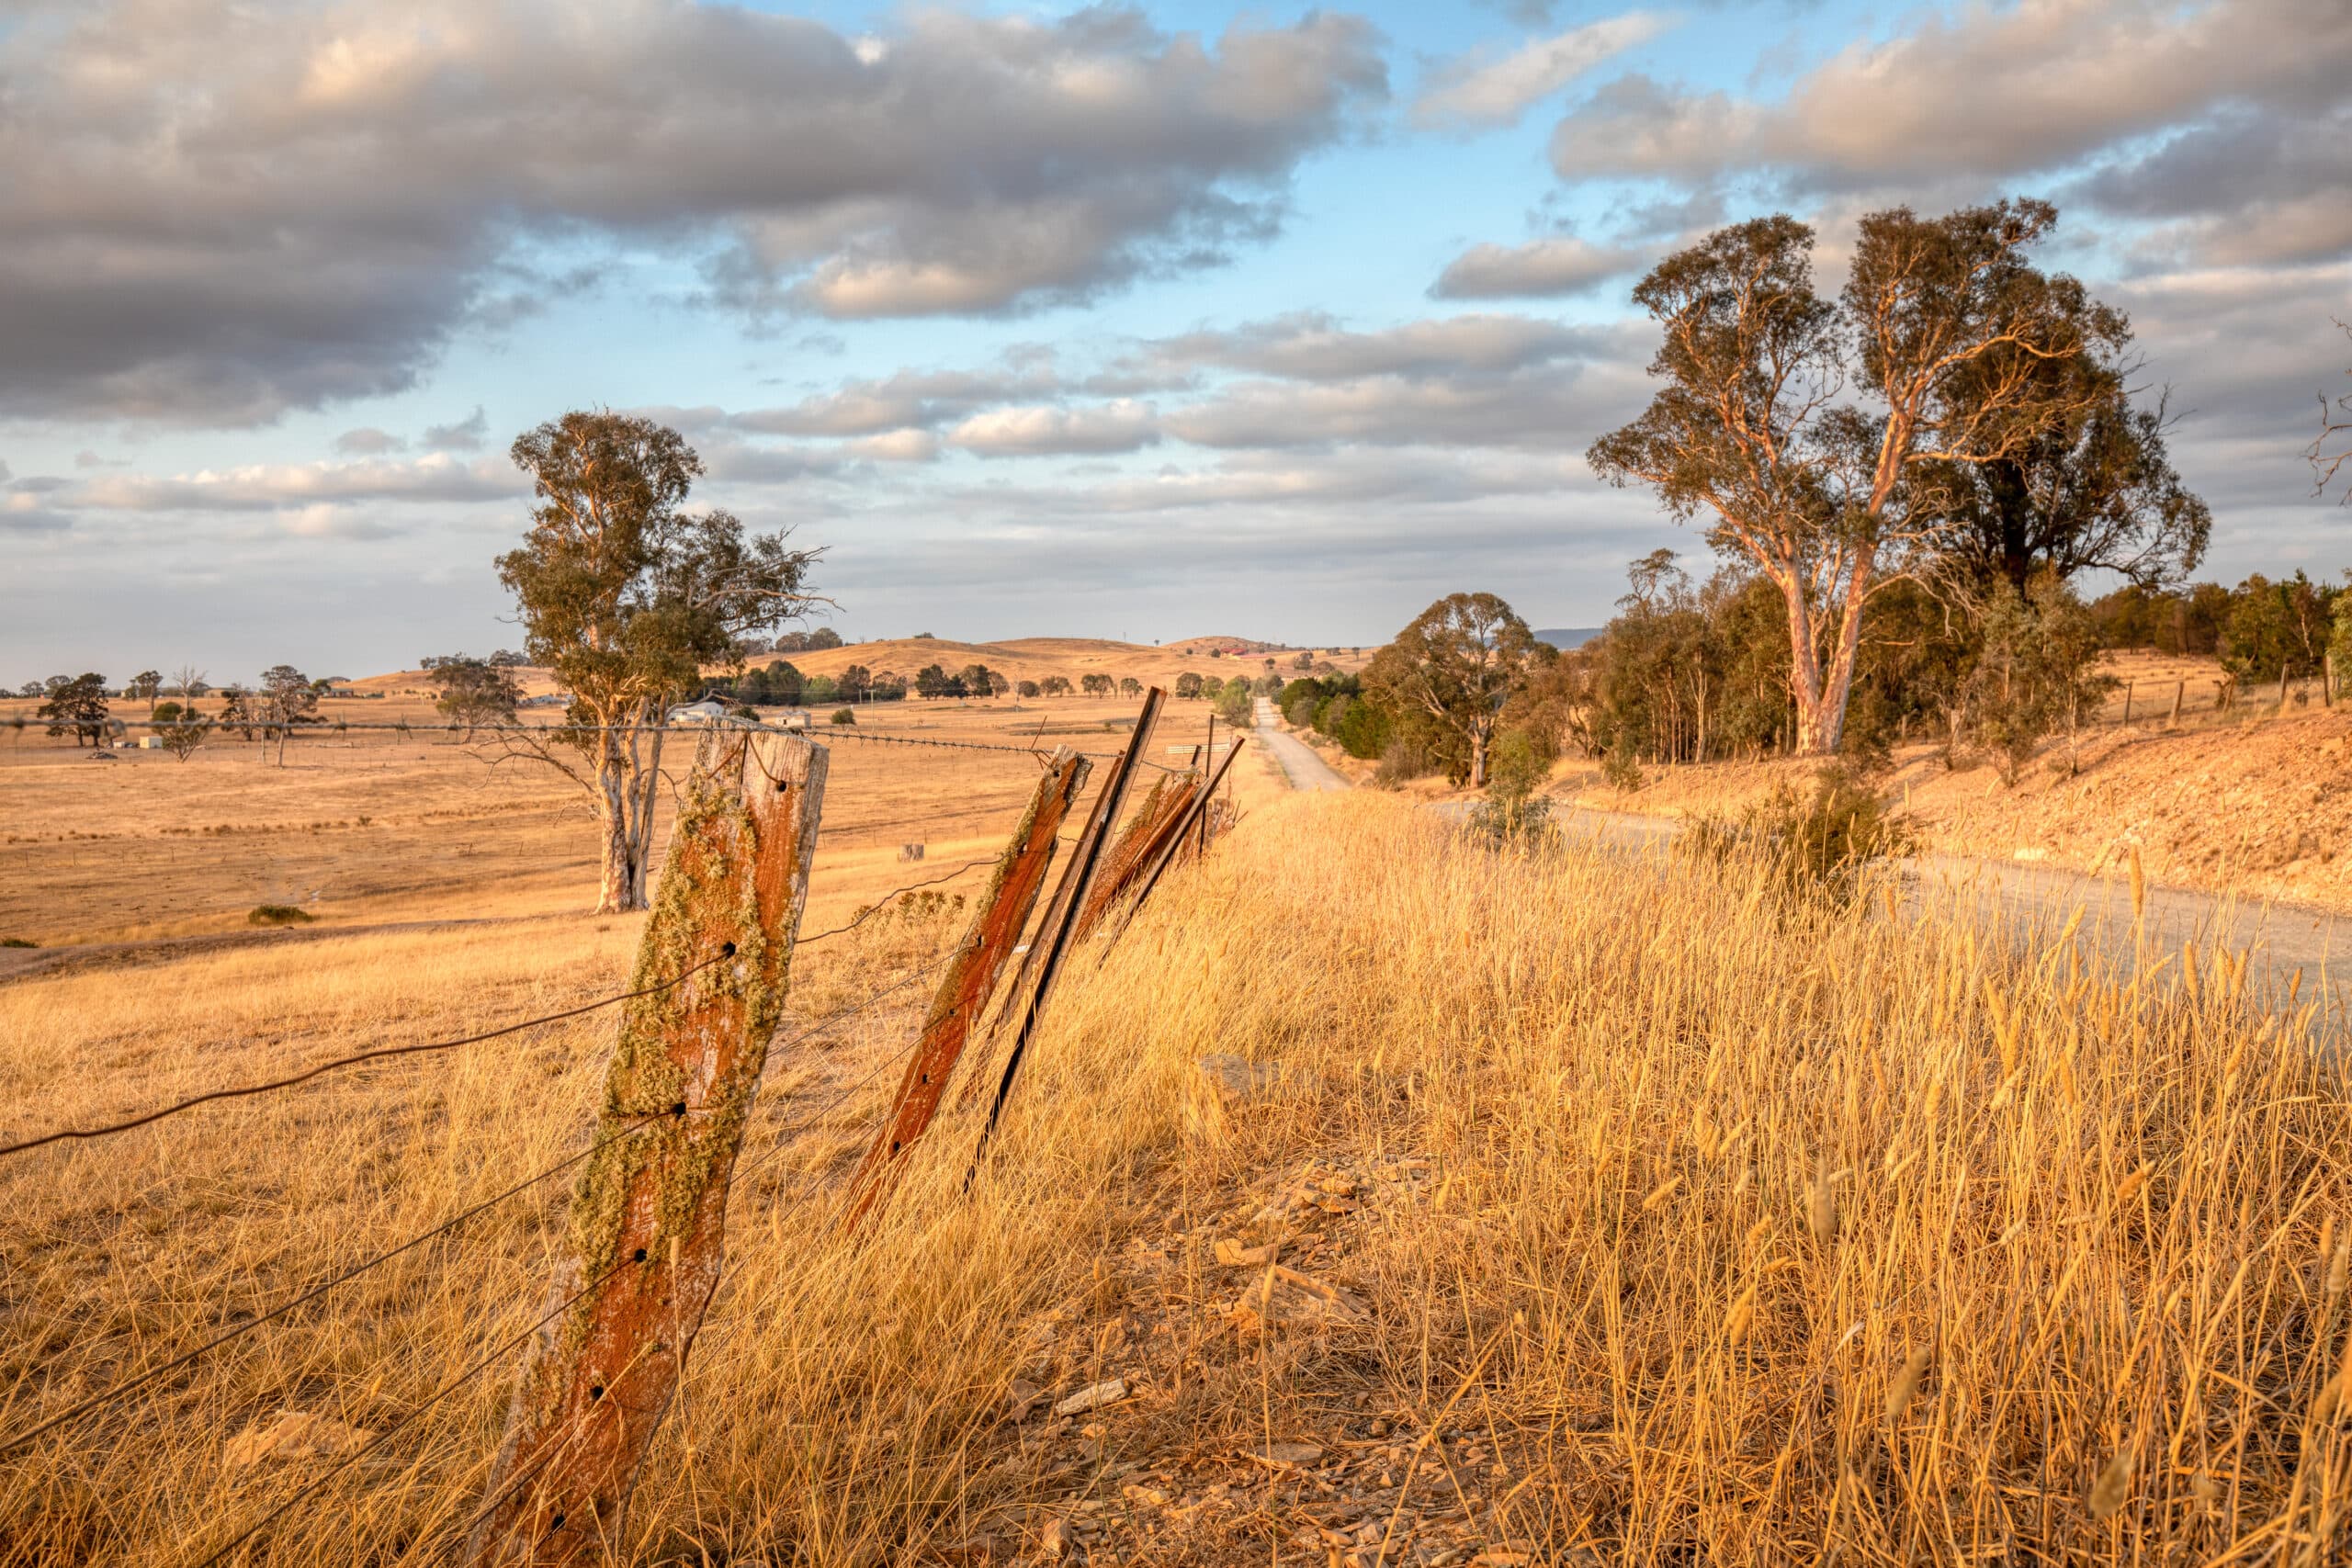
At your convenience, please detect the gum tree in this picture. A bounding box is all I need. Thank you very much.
[1591,201,2101,754]
[495,411,821,912]
[1363,592,1545,787]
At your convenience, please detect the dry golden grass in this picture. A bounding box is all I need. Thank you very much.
[3,773,2345,1564]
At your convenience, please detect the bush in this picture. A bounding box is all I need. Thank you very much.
[1373,738,1434,787]
[1467,729,1555,846]
[1684,764,1909,907]
[0,937,35,949]
[248,904,316,927]
[830,708,856,726]
[1601,747,1644,794]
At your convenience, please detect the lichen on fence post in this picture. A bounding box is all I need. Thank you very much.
[466,725,825,1567]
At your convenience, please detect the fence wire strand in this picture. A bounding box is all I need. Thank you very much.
[0,951,734,1162]
[0,1111,686,1459]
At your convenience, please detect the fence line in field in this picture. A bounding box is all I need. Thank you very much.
[0,690,1247,1565]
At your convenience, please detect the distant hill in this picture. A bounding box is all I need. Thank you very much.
[1534,627,1603,650]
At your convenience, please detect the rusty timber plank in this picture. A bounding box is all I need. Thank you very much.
[466,726,826,1566]
[842,747,1091,1231]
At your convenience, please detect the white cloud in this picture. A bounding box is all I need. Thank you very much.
[950,401,1162,457]
[1414,13,1668,130]
[1430,236,1643,298]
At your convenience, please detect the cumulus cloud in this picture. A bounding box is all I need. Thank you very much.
[334,427,406,456]
[950,401,1162,457]
[1547,0,2352,242]
[730,365,1062,437]
[847,430,943,464]
[1146,311,1599,379]
[1429,236,1644,298]
[72,454,521,513]
[1413,13,1668,130]
[1,0,1385,424]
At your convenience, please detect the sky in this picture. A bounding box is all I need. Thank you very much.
[3,0,2348,681]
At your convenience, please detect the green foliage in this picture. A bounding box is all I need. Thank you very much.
[803,673,840,704]
[36,672,109,746]
[830,708,856,726]
[0,938,34,949]
[1957,576,2116,784]
[735,660,805,705]
[1213,682,1253,728]
[247,904,317,927]
[1684,764,1910,907]
[1175,671,1204,699]
[1362,592,1548,786]
[2219,572,2336,682]
[1373,738,1436,787]
[1016,679,1041,699]
[428,655,523,731]
[1601,746,1644,794]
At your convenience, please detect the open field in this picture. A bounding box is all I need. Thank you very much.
[0,691,1270,954]
[3,694,2346,1565]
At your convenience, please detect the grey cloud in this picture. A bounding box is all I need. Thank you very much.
[334,427,406,456]
[728,365,1062,437]
[1413,13,1668,130]
[1163,362,1638,451]
[421,407,490,453]
[1148,310,1602,379]
[1547,0,2352,233]
[1430,235,1644,298]
[1,1,1385,424]
[72,450,128,469]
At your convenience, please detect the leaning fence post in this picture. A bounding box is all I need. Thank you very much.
[972,688,1164,1159]
[466,725,826,1566]
[842,747,1091,1231]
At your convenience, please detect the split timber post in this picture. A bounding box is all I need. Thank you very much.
[1102,735,1249,954]
[842,747,1091,1232]
[466,726,826,1566]
[1069,770,1196,945]
[2168,680,2185,728]
[971,688,1164,1162]
[2121,682,2133,726]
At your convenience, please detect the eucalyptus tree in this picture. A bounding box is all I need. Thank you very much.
[1591,200,2104,754]
[494,411,821,912]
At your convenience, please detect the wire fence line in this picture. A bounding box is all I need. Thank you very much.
[0,953,951,1465]
[0,689,1238,1562]
[0,950,736,1162]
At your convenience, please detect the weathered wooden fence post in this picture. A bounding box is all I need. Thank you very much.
[842,748,1091,1231]
[972,688,1164,1152]
[466,725,825,1566]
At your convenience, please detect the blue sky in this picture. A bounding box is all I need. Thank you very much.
[3,0,2347,680]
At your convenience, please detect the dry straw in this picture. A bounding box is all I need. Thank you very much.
[0,791,2342,1564]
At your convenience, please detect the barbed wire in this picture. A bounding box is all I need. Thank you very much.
[0,955,946,1463]
[795,861,998,947]
[0,950,735,1162]
[0,1109,679,1459]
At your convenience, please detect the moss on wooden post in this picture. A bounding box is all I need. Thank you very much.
[467,726,825,1566]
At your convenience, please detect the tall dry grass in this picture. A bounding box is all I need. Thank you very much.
[2,791,2344,1563]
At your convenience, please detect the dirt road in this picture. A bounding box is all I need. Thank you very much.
[1301,766,2348,1032]
[1252,699,1348,792]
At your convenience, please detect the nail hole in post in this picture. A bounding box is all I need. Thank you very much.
[719,941,737,957]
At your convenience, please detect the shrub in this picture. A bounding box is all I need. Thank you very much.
[248,904,316,927]
[1684,764,1910,907]
[1600,746,1644,793]
[1468,729,1555,845]
[1373,738,1434,787]
[830,708,856,726]
[0,937,35,949]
